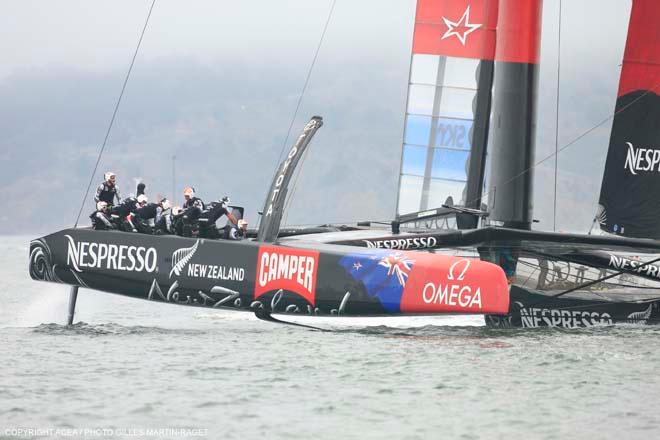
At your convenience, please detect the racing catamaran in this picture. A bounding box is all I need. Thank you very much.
[29,116,509,327]
[30,0,660,328]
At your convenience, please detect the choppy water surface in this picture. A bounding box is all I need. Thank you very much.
[2,236,660,439]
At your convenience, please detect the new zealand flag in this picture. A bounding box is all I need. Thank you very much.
[339,250,416,313]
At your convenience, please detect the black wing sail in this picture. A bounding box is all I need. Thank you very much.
[598,0,660,239]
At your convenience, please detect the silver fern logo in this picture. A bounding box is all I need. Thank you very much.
[595,204,607,226]
[169,240,200,278]
[627,304,653,325]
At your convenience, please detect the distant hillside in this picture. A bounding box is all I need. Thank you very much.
[0,58,406,234]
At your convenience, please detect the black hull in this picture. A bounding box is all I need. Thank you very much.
[29,228,509,318]
[485,285,660,328]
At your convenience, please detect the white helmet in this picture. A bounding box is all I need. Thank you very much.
[183,186,195,198]
[104,172,116,182]
[161,199,171,211]
[137,194,148,205]
[97,201,108,211]
[172,206,182,215]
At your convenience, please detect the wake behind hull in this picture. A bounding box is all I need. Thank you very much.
[29,228,509,318]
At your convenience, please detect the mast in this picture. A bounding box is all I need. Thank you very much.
[487,0,543,230]
[465,54,495,211]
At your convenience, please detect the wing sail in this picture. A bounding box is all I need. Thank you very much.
[597,0,660,239]
[396,0,498,220]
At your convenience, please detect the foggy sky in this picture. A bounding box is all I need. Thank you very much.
[1,0,632,234]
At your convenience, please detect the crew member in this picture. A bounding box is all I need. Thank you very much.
[90,201,116,230]
[136,194,148,208]
[134,198,169,234]
[182,187,204,213]
[94,172,121,206]
[479,246,519,284]
[111,196,140,232]
[210,196,238,226]
[198,196,238,238]
[498,248,519,284]
[136,182,146,197]
[155,204,179,235]
[180,187,204,237]
[228,218,248,240]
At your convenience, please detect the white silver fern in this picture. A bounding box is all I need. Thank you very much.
[627,304,653,325]
[595,204,607,226]
[169,240,200,278]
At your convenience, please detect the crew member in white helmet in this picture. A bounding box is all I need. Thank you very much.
[136,194,148,208]
[94,172,121,206]
[179,186,204,236]
[90,201,116,230]
[228,218,249,240]
[182,186,204,213]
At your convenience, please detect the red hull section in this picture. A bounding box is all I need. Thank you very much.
[400,253,509,314]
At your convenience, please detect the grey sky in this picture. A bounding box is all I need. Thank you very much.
[1,0,632,234]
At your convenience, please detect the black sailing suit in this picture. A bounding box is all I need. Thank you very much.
[111,197,138,217]
[155,210,175,235]
[177,197,204,237]
[89,210,115,230]
[133,203,161,234]
[198,200,231,239]
[94,182,121,206]
[183,197,204,218]
[111,197,139,232]
[225,224,247,240]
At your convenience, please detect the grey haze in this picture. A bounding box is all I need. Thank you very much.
[0,0,631,234]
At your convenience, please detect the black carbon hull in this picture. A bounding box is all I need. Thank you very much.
[29,228,509,318]
[485,285,660,328]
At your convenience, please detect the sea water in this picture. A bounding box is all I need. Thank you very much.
[2,236,660,439]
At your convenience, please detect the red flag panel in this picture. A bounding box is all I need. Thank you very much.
[413,0,498,60]
[494,0,542,64]
[413,0,543,64]
[618,0,660,96]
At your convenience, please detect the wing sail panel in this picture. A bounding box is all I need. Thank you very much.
[598,0,660,239]
[397,0,498,219]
